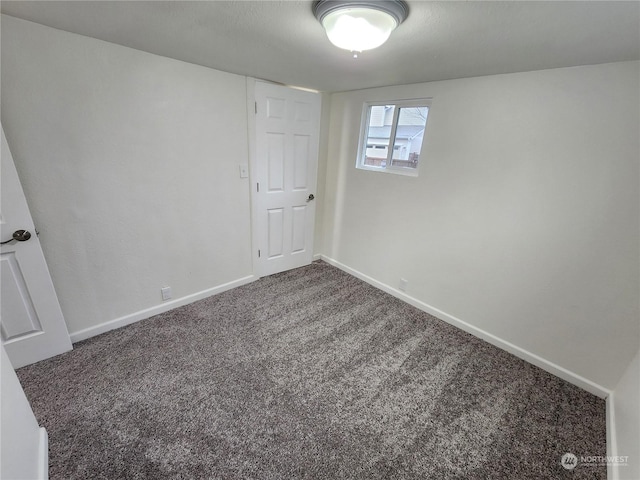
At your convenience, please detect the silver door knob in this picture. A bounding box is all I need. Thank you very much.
[0,229,32,244]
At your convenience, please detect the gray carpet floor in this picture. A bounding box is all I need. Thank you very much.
[17,261,606,479]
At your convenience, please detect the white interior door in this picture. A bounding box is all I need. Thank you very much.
[1,125,72,368]
[253,82,321,277]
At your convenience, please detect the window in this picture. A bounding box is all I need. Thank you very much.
[356,99,431,176]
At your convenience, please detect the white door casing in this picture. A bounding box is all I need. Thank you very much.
[1,345,49,480]
[1,125,72,368]
[252,82,321,277]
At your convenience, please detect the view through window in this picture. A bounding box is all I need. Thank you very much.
[358,100,430,175]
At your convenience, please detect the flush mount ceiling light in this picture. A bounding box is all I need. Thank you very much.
[313,0,408,56]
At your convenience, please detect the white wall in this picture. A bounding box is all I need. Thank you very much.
[1,15,253,336]
[613,348,640,479]
[1,345,47,480]
[322,61,639,391]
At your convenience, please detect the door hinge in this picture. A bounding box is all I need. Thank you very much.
[255,102,257,114]
[258,249,261,258]
[257,183,260,192]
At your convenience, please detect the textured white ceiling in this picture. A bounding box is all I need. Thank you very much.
[1,1,639,92]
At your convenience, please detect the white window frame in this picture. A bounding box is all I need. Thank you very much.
[356,98,431,177]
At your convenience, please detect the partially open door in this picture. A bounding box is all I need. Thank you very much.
[1,126,72,368]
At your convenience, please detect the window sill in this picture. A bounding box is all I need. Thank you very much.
[356,164,419,177]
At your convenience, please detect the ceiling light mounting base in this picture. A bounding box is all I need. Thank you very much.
[313,0,409,26]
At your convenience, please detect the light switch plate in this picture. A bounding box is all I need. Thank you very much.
[239,164,249,178]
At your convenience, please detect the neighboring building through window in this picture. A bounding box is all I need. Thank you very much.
[357,99,431,175]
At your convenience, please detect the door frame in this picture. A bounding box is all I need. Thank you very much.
[1,345,49,480]
[246,77,260,277]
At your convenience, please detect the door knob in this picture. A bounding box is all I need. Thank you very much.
[307,194,315,202]
[0,229,32,244]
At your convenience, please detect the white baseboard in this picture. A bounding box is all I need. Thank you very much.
[312,253,322,261]
[318,255,611,399]
[69,275,257,343]
[38,427,48,480]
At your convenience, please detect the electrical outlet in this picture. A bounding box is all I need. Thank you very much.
[399,278,408,292]
[161,286,172,301]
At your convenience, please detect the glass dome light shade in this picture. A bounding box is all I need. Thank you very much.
[321,7,398,51]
